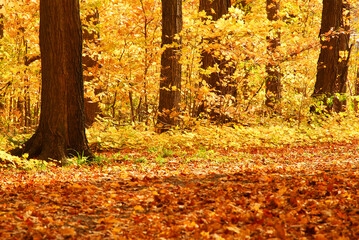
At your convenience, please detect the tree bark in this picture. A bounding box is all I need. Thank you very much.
[82,7,102,127]
[265,0,281,110]
[312,0,350,113]
[157,0,183,132]
[199,0,236,97]
[10,0,93,164]
[197,0,237,122]
[355,69,359,112]
[0,4,4,111]
[0,4,3,39]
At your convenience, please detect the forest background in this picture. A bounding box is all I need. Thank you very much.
[2,0,359,239]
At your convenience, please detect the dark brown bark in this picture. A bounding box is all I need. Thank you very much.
[355,70,359,112]
[24,55,41,66]
[312,0,350,113]
[199,0,231,21]
[353,69,359,112]
[0,5,4,111]
[10,0,93,164]
[0,5,3,39]
[156,0,183,132]
[197,0,237,122]
[199,0,236,97]
[265,0,281,110]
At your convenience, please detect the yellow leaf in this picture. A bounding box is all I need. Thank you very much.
[97,215,118,224]
[251,203,261,211]
[112,227,123,234]
[61,227,76,237]
[134,205,144,212]
[184,221,198,230]
[201,231,210,237]
[72,183,83,189]
[277,187,287,196]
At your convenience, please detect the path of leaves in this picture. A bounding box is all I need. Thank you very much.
[1,141,359,239]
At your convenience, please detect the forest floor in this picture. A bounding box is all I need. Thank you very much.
[1,136,359,239]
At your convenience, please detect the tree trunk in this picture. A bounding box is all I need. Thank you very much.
[197,0,237,121]
[312,0,350,113]
[265,0,281,110]
[0,4,3,39]
[236,0,251,103]
[0,4,4,111]
[199,0,236,96]
[355,69,359,112]
[10,0,93,164]
[156,0,183,132]
[82,7,102,127]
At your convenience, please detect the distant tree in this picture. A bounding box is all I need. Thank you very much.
[312,0,351,113]
[81,3,102,127]
[197,0,237,122]
[233,0,251,13]
[355,68,359,112]
[234,0,252,102]
[10,0,93,164]
[0,4,3,112]
[0,3,3,39]
[198,0,237,97]
[265,0,281,110]
[157,0,183,132]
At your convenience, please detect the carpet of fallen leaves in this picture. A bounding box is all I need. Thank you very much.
[1,141,359,239]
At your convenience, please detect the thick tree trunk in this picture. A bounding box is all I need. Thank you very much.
[199,0,231,21]
[312,0,350,113]
[265,0,281,110]
[10,0,93,164]
[197,0,237,121]
[199,0,236,96]
[157,0,183,132]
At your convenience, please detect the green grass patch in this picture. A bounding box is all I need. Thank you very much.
[85,114,359,154]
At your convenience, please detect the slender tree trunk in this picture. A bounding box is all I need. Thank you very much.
[129,91,135,124]
[265,0,281,110]
[235,0,251,102]
[140,0,150,123]
[355,69,359,112]
[10,0,93,164]
[312,0,350,113]
[24,76,31,129]
[156,0,183,132]
[82,5,102,127]
[0,4,4,112]
[0,4,3,39]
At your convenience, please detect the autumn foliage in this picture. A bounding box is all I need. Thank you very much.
[0,0,357,130]
[1,0,359,239]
